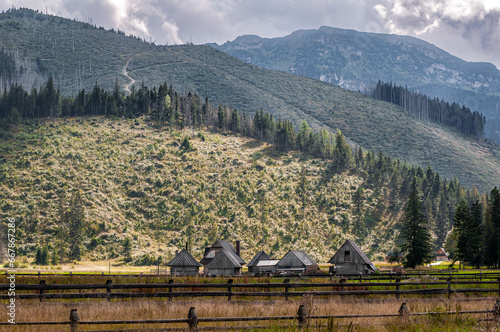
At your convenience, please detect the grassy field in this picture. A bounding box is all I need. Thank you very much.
[0,297,495,331]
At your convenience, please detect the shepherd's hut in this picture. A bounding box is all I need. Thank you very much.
[247,251,279,275]
[328,240,377,275]
[276,250,321,275]
[205,249,242,276]
[200,240,245,275]
[165,249,202,276]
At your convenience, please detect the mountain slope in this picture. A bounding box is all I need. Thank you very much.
[1,9,500,192]
[213,26,500,143]
[0,116,402,263]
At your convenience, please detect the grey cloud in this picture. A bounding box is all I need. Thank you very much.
[375,0,500,67]
[2,0,499,68]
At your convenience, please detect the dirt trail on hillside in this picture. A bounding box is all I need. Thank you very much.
[122,58,135,94]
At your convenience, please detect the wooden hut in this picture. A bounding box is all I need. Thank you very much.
[247,251,279,275]
[435,248,449,261]
[200,240,245,275]
[328,240,377,275]
[165,249,202,276]
[205,250,242,276]
[276,250,320,275]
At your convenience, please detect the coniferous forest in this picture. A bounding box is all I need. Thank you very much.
[371,81,486,138]
[1,78,499,267]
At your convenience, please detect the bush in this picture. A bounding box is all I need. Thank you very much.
[180,136,195,152]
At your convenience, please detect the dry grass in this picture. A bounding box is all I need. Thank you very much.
[0,297,497,331]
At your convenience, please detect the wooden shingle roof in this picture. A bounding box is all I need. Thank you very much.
[277,250,318,268]
[328,240,376,271]
[206,250,242,269]
[200,240,245,265]
[247,251,270,267]
[166,249,202,267]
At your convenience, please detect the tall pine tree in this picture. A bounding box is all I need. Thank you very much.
[68,189,85,261]
[398,178,433,268]
[484,187,500,267]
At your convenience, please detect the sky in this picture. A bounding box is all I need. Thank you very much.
[2,0,500,68]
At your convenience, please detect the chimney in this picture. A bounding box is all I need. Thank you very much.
[186,242,188,250]
[235,240,241,257]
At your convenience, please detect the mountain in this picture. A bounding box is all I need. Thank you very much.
[1,8,500,192]
[213,26,500,143]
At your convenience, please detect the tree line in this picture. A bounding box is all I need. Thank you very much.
[1,78,495,263]
[398,179,500,269]
[444,187,500,268]
[371,81,485,138]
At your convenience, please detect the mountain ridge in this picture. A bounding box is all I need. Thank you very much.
[214,26,500,142]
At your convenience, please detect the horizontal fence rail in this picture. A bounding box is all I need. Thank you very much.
[2,278,500,301]
[0,302,498,331]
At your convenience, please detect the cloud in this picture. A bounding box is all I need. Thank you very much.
[374,0,500,67]
[1,0,499,68]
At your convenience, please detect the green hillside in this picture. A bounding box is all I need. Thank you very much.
[1,116,403,264]
[1,8,500,193]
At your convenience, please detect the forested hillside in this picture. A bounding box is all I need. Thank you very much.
[1,8,500,192]
[372,81,486,138]
[0,80,485,264]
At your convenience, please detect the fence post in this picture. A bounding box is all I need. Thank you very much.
[447,278,452,299]
[297,304,307,328]
[188,307,198,332]
[227,279,233,301]
[284,279,290,301]
[398,302,410,324]
[39,280,45,303]
[168,279,174,302]
[340,278,346,300]
[106,279,112,302]
[69,308,79,332]
[493,300,500,324]
[395,278,401,300]
[498,278,500,298]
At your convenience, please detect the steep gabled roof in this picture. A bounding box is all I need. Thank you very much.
[200,240,245,265]
[290,250,317,266]
[166,249,202,267]
[278,250,318,268]
[206,249,242,269]
[247,251,270,267]
[214,240,235,252]
[329,240,376,271]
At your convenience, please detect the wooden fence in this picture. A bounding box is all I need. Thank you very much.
[0,301,498,331]
[4,270,500,281]
[1,278,500,302]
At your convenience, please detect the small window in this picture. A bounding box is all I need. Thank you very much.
[344,250,350,262]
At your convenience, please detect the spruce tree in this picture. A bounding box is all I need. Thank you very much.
[484,187,500,267]
[469,200,484,268]
[122,237,132,262]
[453,199,471,268]
[398,178,433,268]
[41,245,49,265]
[296,166,308,221]
[68,190,85,261]
[35,245,42,265]
[332,129,354,173]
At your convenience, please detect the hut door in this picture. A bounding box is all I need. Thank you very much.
[344,250,350,262]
